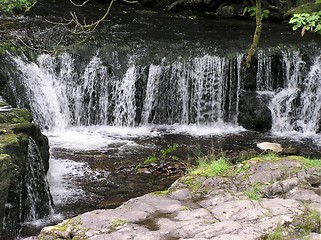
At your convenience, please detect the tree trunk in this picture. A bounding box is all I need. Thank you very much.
[246,0,262,68]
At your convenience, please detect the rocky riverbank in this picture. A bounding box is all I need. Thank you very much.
[29,155,320,240]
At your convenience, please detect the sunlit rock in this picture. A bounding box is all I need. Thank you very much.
[257,142,283,153]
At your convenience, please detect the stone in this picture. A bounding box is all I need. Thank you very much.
[257,142,283,152]
[169,188,192,201]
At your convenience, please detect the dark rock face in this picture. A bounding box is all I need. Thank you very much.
[238,91,273,132]
[0,103,51,240]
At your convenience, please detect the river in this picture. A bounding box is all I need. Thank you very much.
[1,2,321,239]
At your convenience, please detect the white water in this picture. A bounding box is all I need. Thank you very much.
[9,52,248,213]
[10,50,321,140]
[269,52,321,143]
[11,53,244,130]
[22,137,63,230]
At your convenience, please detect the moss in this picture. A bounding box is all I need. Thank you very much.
[0,108,32,125]
[12,109,32,122]
[0,102,8,107]
[249,152,280,162]
[294,206,321,235]
[151,190,170,195]
[263,206,321,239]
[0,114,11,123]
[109,219,128,232]
[9,122,34,132]
[46,217,88,239]
[181,175,203,193]
[0,133,19,148]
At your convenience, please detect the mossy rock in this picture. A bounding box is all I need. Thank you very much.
[0,108,32,125]
[0,133,20,149]
[0,154,12,170]
[285,3,321,18]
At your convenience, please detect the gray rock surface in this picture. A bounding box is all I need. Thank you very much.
[35,158,321,240]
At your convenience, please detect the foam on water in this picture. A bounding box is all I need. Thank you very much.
[47,158,86,204]
[168,123,245,136]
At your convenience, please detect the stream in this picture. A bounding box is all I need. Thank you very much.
[1,2,321,239]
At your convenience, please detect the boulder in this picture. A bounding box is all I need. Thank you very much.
[238,91,273,132]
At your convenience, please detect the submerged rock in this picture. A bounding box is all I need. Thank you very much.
[35,157,321,240]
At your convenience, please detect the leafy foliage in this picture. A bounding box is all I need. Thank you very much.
[0,0,36,14]
[143,144,179,165]
[289,11,321,35]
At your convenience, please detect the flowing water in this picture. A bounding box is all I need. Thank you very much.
[2,3,321,238]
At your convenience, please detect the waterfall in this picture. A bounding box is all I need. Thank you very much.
[256,50,273,91]
[25,137,53,222]
[8,49,321,137]
[10,53,243,130]
[113,62,137,126]
[269,52,321,135]
[12,55,73,132]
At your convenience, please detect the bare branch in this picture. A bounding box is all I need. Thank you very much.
[122,0,138,3]
[47,0,114,35]
[70,0,91,7]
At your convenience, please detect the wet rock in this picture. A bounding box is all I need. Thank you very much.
[238,92,273,132]
[169,188,192,201]
[216,3,243,18]
[0,101,50,240]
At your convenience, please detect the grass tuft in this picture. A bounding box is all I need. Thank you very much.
[190,156,229,177]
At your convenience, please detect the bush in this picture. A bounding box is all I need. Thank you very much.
[289,11,321,35]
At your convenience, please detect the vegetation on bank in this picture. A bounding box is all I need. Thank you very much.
[0,0,321,35]
[0,0,36,14]
[187,152,321,178]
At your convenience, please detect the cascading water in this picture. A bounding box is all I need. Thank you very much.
[9,49,321,137]
[269,51,321,138]
[11,53,244,130]
[24,137,53,222]
[2,137,55,240]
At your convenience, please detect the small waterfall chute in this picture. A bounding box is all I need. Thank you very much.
[269,51,321,136]
[25,137,54,222]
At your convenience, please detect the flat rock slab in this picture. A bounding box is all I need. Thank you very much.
[35,158,321,240]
